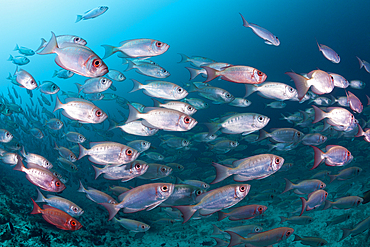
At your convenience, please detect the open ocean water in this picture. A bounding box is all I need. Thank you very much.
[1,0,370,246]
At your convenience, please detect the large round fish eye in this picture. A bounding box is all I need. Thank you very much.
[184,117,190,124]
[125,149,133,156]
[239,186,246,192]
[161,185,168,192]
[134,163,141,170]
[156,42,163,47]
[257,70,263,76]
[95,110,103,117]
[92,59,101,68]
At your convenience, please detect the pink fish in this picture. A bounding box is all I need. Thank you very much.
[310,145,353,170]
[312,105,355,131]
[355,123,370,142]
[316,40,340,63]
[217,204,267,221]
[300,190,328,216]
[203,65,267,84]
[346,91,363,113]
[324,196,363,210]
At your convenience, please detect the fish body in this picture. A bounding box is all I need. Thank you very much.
[76,6,108,22]
[229,98,252,107]
[0,129,13,143]
[282,178,325,194]
[57,157,78,172]
[178,53,216,67]
[355,124,370,142]
[112,217,150,232]
[127,140,151,153]
[137,163,172,180]
[20,147,53,169]
[93,160,148,182]
[301,133,327,146]
[125,61,169,78]
[107,69,126,81]
[330,73,349,88]
[160,184,206,206]
[326,214,351,226]
[78,141,139,166]
[324,196,363,210]
[14,44,35,56]
[63,132,86,143]
[45,118,63,130]
[311,145,353,170]
[30,199,82,231]
[300,190,328,216]
[76,77,112,94]
[38,32,108,77]
[152,99,196,116]
[130,80,187,100]
[328,167,362,183]
[293,234,328,246]
[346,91,363,113]
[217,204,267,221]
[257,128,304,143]
[340,216,370,241]
[317,41,340,63]
[183,98,209,110]
[312,106,355,130]
[8,55,29,65]
[116,120,159,136]
[78,181,117,204]
[203,65,267,84]
[53,69,74,79]
[245,82,296,100]
[193,85,234,104]
[14,67,37,90]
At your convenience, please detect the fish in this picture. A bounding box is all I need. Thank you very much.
[38,32,108,77]
[245,82,296,100]
[257,128,304,143]
[178,53,216,67]
[190,84,235,104]
[229,98,252,107]
[340,215,370,241]
[8,55,29,65]
[176,178,210,190]
[226,227,294,246]
[312,106,355,131]
[130,80,188,100]
[107,69,126,82]
[356,56,370,73]
[44,118,63,130]
[77,181,117,204]
[57,157,78,173]
[346,91,363,113]
[35,188,84,217]
[99,183,174,220]
[75,77,112,94]
[127,140,151,153]
[173,184,250,223]
[114,120,159,136]
[211,154,284,183]
[78,141,139,166]
[112,217,150,232]
[328,167,362,183]
[53,97,107,124]
[310,145,353,170]
[102,39,169,59]
[203,65,267,84]
[30,199,82,231]
[138,163,172,180]
[239,13,280,46]
[14,44,35,56]
[20,147,53,170]
[293,234,328,246]
[53,69,74,79]
[282,178,326,194]
[299,190,328,216]
[54,142,77,162]
[125,61,170,78]
[286,70,334,101]
[301,133,327,146]
[280,216,314,225]
[13,157,65,192]
[12,67,37,90]
[324,196,363,210]
[217,204,267,221]
[37,35,87,52]
[93,160,148,182]
[212,224,263,238]
[63,132,86,143]
[76,6,108,22]
[152,99,197,116]
[160,184,206,207]
[330,73,349,88]
[316,40,340,63]
[0,129,13,143]
[326,213,351,226]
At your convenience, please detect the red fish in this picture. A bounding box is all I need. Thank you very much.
[310,145,353,170]
[203,65,266,84]
[30,199,82,231]
[346,91,363,113]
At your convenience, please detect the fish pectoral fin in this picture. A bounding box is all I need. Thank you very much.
[264,41,273,45]
[123,208,141,213]
[199,209,219,216]
[233,174,251,182]
[146,201,164,211]
[141,120,158,129]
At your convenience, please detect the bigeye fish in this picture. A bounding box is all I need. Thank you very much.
[185,62,231,80]
[53,97,107,124]
[127,140,151,153]
[130,79,188,100]
[37,35,87,52]
[178,53,216,67]
[8,55,29,65]
[76,6,108,23]
[112,217,150,233]
[312,106,355,131]
[125,61,170,78]
[63,131,86,143]
[257,128,304,143]
[229,98,252,107]
[192,132,217,143]
[211,154,284,183]
[107,69,126,82]
[205,113,270,136]
[13,67,37,90]
[138,163,172,180]
[191,85,234,104]
[45,118,63,130]
[14,44,35,56]
[53,69,74,79]
[282,178,325,194]
[20,147,53,170]
[92,160,148,182]
[78,181,117,204]
[217,204,267,221]
[245,82,297,100]
[13,157,65,192]
[0,129,13,143]
[310,145,353,170]
[152,99,197,116]
[173,184,250,223]
[182,98,209,110]
[226,227,294,246]
[329,73,349,88]
[102,39,169,59]
[38,32,108,78]
[57,157,78,173]
[75,77,112,94]
[78,141,139,166]
[299,189,328,216]
[39,81,60,94]
[54,142,77,162]
[324,196,363,210]
[328,167,362,183]
[30,199,82,231]
[346,91,363,113]
[301,133,327,146]
[99,183,174,220]
[286,70,334,101]
[316,40,340,63]
[293,235,328,246]
[161,137,190,149]
[203,65,267,84]
[35,188,84,217]
[160,184,206,207]
[126,104,197,132]
[356,56,370,73]
[239,13,280,46]
[115,120,159,136]
[349,80,365,89]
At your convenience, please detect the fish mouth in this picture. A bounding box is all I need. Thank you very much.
[100,67,109,76]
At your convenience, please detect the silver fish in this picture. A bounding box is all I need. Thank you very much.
[130,79,187,100]
[76,6,108,22]
[75,77,112,94]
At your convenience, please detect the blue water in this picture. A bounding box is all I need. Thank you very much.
[1,0,370,246]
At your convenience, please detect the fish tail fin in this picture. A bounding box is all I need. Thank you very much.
[35,188,46,203]
[52,70,58,78]
[211,224,223,235]
[204,122,221,137]
[124,60,136,72]
[152,98,161,107]
[53,96,63,113]
[129,79,143,93]
[78,143,88,160]
[126,103,142,123]
[225,231,244,247]
[178,53,189,63]
[211,237,227,247]
[211,162,232,184]
[30,198,42,214]
[101,45,117,59]
[75,15,83,23]
[37,32,58,55]
[310,145,324,170]
[244,84,257,98]
[256,129,270,142]
[36,38,47,52]
[14,44,19,51]
[282,178,294,194]
[293,234,302,242]
[175,176,183,184]
[340,228,352,241]
[13,156,25,172]
[299,197,307,216]
[92,164,102,179]
[279,216,287,223]
[355,123,364,137]
[75,83,82,93]
[217,211,228,221]
[7,55,13,61]
[328,175,337,183]
[285,72,309,101]
[77,180,87,193]
[203,66,219,83]
[172,205,197,223]
[323,200,333,210]
[356,56,364,69]
[20,146,27,158]
[108,118,118,131]
[239,13,249,27]
[312,105,327,123]
[99,202,120,221]
[185,67,202,80]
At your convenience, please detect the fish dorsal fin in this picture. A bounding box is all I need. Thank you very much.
[118,190,131,201]
[43,205,54,210]
[232,157,249,167]
[65,97,93,104]
[90,141,113,148]
[325,145,338,151]
[141,120,158,129]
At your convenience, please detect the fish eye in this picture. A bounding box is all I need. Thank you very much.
[31,80,35,85]
[177,88,183,93]
[72,207,78,212]
[161,185,168,192]
[297,132,301,136]
[110,200,115,204]
[258,116,264,121]
[141,225,146,229]
[55,181,61,187]
[74,37,80,42]
[347,151,350,157]
[288,87,294,92]
[325,192,328,196]
[184,117,190,124]
[46,162,49,166]
[239,186,246,192]
[162,69,167,73]
[101,79,106,84]
[196,190,202,196]
[92,59,101,68]
[95,110,103,117]
[357,200,361,205]
[320,243,324,246]
[275,158,281,164]
[5,132,10,137]
[100,6,104,10]
[156,42,163,47]
[286,231,291,237]
[135,163,141,170]
[187,106,193,111]
[183,141,188,145]
[257,70,263,76]
[276,37,279,40]
[70,220,76,226]
[270,195,274,199]
[203,184,208,189]
[126,149,133,156]
[255,227,260,232]
[225,93,231,98]
[258,207,263,212]
[320,183,324,188]
[161,167,167,172]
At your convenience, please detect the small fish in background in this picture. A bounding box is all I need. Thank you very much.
[346,91,363,113]
[239,13,280,46]
[0,129,13,143]
[14,44,35,56]
[12,67,37,90]
[326,213,351,226]
[356,56,370,73]
[53,69,74,79]
[281,178,325,194]
[76,6,108,23]
[323,196,363,210]
[293,235,328,246]
[75,77,112,94]
[280,216,314,225]
[37,35,87,52]
[125,61,170,78]
[266,101,286,109]
[7,55,29,65]
[78,181,117,204]
[316,40,340,63]
[112,217,150,232]
[130,80,187,100]
[340,215,370,241]
[217,204,267,221]
[328,167,362,183]
[299,189,328,216]
[245,82,297,100]
[349,80,366,89]
[107,69,126,82]
[39,81,60,94]
[178,53,216,67]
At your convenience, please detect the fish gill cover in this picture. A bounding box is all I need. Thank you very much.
[0,0,370,246]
